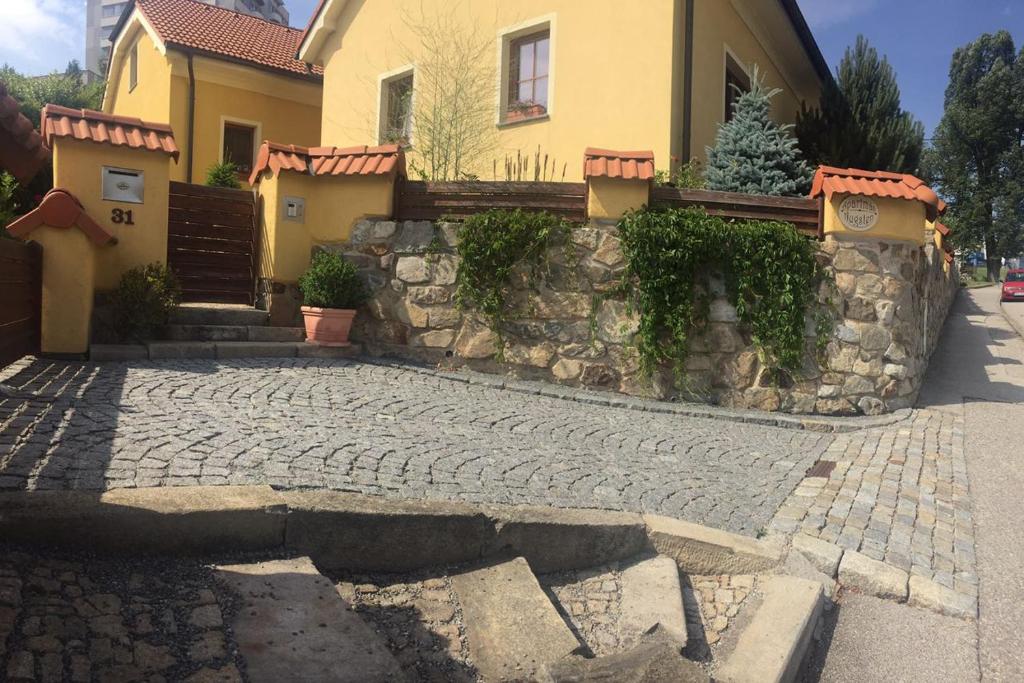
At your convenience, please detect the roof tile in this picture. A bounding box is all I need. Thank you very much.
[810,166,946,221]
[130,0,322,80]
[42,104,180,161]
[583,148,655,181]
[6,188,116,245]
[248,141,406,185]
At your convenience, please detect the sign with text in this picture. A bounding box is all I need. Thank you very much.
[838,195,879,232]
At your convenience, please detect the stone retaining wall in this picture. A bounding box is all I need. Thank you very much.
[333,218,957,415]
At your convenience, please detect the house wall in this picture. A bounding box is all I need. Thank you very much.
[687,0,821,162]
[105,27,173,125]
[317,0,677,181]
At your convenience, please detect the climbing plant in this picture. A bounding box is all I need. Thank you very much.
[455,208,572,352]
[617,206,827,379]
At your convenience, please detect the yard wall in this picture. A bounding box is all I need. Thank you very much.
[329,217,957,416]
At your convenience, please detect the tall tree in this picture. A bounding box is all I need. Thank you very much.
[796,36,925,174]
[705,66,812,196]
[925,31,1024,281]
[0,62,104,128]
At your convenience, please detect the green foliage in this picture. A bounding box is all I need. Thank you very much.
[455,209,572,350]
[110,264,181,342]
[618,206,826,379]
[796,36,924,174]
[0,62,104,128]
[706,66,812,197]
[298,251,368,310]
[924,31,1024,281]
[0,172,22,230]
[654,158,705,189]
[205,161,242,189]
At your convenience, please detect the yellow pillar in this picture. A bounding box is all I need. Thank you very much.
[583,148,654,221]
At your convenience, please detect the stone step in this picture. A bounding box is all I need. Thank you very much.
[543,630,709,682]
[170,303,270,327]
[90,342,361,361]
[452,557,585,681]
[216,557,405,683]
[161,324,305,343]
[715,575,824,683]
[618,555,688,650]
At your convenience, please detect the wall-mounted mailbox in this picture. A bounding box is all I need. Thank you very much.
[102,167,145,204]
[283,196,305,223]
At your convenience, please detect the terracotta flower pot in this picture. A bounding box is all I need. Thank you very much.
[301,306,356,346]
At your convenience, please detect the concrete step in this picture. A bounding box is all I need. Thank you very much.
[715,575,824,683]
[90,342,361,361]
[543,630,709,682]
[170,303,270,327]
[162,324,305,343]
[216,557,405,683]
[452,557,585,681]
[618,555,688,650]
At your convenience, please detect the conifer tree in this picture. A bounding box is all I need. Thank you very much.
[796,36,924,174]
[705,66,812,196]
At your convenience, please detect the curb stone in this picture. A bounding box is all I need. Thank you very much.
[791,533,843,577]
[644,514,783,574]
[999,300,1024,340]
[908,575,977,619]
[837,550,908,601]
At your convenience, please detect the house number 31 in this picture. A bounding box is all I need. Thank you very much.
[111,209,135,225]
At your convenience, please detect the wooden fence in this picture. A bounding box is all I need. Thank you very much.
[167,182,259,305]
[651,187,824,238]
[0,238,42,369]
[396,180,588,223]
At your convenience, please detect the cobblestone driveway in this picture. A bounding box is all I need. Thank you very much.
[0,357,831,535]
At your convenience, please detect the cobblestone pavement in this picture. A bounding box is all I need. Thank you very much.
[0,546,244,683]
[770,407,977,609]
[0,357,831,535]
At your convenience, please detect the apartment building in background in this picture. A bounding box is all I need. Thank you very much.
[86,0,290,75]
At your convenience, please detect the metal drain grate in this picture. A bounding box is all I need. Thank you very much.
[805,460,836,478]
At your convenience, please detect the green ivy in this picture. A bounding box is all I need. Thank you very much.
[618,206,828,379]
[455,209,572,354]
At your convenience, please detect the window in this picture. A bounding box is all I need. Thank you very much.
[506,31,549,122]
[128,42,138,91]
[380,71,413,146]
[102,3,127,18]
[724,53,750,122]
[223,123,256,174]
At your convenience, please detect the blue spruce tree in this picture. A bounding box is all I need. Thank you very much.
[706,66,813,196]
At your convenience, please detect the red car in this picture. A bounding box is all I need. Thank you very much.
[1002,269,1024,301]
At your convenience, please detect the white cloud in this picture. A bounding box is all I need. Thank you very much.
[797,0,879,30]
[0,0,85,73]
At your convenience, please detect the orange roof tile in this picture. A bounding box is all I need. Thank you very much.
[810,166,946,221]
[124,0,322,81]
[6,188,117,246]
[583,148,655,182]
[249,141,405,185]
[0,81,50,184]
[42,105,180,161]
[935,221,951,237]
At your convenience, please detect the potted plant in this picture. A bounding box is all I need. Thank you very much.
[298,251,368,346]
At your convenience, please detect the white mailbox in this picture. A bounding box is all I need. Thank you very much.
[283,196,305,223]
[102,166,145,204]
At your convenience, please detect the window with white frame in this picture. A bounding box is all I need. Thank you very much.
[380,71,414,146]
[223,122,256,174]
[505,29,550,122]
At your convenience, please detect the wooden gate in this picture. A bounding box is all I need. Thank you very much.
[0,238,42,369]
[167,182,259,305]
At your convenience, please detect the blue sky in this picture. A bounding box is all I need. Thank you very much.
[2,0,1022,137]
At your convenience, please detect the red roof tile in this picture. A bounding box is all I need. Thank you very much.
[130,0,322,80]
[810,166,946,221]
[935,221,951,237]
[6,188,117,246]
[583,148,655,181]
[0,81,50,184]
[42,105,180,161]
[249,141,405,185]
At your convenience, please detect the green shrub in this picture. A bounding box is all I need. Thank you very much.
[618,206,828,379]
[298,251,368,309]
[110,263,181,342]
[455,208,572,351]
[205,160,241,189]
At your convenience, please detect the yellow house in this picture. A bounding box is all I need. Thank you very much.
[298,0,831,181]
[102,0,323,186]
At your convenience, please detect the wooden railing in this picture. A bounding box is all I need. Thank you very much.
[651,187,824,238]
[396,180,588,223]
[0,238,42,369]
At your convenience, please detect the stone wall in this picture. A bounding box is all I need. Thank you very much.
[335,218,958,415]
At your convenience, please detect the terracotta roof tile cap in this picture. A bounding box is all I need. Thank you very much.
[583,148,655,181]
[41,104,179,161]
[810,165,945,221]
[6,188,117,246]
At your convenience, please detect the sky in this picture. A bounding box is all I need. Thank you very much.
[1,0,1023,138]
